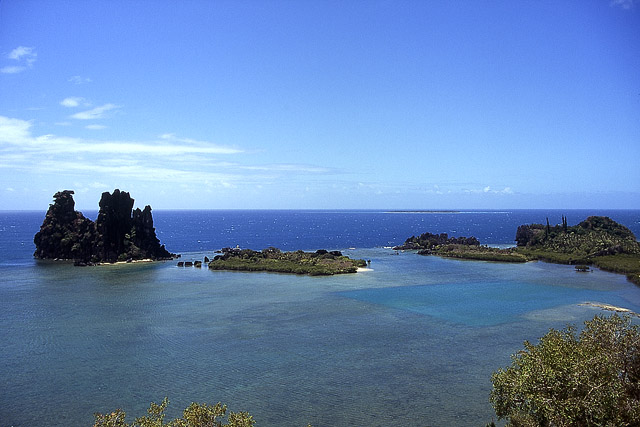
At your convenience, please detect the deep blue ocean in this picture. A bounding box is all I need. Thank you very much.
[1,209,639,426]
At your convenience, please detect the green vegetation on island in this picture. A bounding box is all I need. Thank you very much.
[426,244,528,263]
[207,247,368,276]
[515,216,640,284]
[490,314,640,426]
[396,216,640,285]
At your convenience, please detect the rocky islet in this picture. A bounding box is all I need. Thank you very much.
[34,189,175,264]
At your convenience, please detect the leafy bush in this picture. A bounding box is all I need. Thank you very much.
[490,314,640,426]
[93,397,254,427]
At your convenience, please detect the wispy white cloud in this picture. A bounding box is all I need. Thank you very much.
[0,65,26,74]
[72,181,112,194]
[70,104,119,120]
[0,116,33,144]
[1,46,37,74]
[464,186,514,195]
[8,46,36,61]
[68,75,92,85]
[89,181,109,188]
[32,158,255,187]
[85,124,107,130]
[0,116,242,156]
[611,0,634,9]
[18,136,243,157]
[0,115,329,190]
[238,163,331,173]
[60,97,86,108]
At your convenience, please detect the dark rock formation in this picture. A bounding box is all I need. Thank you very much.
[393,232,480,251]
[93,190,173,262]
[95,189,135,262]
[34,189,175,264]
[33,191,98,261]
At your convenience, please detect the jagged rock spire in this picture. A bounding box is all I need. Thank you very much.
[34,190,174,263]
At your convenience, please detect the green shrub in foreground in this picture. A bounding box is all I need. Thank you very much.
[490,314,640,426]
[93,397,254,427]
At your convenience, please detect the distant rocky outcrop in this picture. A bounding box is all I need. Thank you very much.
[393,232,480,251]
[34,190,175,264]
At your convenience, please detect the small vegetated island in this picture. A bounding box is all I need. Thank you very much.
[34,189,175,265]
[207,247,367,276]
[394,215,640,285]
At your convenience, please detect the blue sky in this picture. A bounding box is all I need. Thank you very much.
[1,0,639,210]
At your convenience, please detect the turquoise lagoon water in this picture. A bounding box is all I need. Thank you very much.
[1,210,640,426]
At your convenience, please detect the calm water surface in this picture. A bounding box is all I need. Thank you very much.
[1,210,639,426]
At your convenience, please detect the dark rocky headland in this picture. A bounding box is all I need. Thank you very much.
[393,232,480,251]
[34,189,175,265]
[395,216,640,285]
